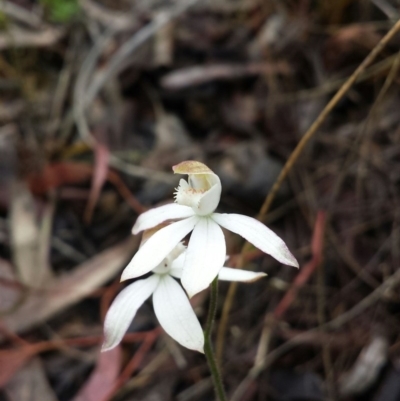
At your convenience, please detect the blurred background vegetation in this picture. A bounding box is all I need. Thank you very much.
[1,0,400,400]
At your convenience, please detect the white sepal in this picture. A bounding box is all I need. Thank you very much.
[102,275,160,351]
[181,217,226,297]
[132,203,194,235]
[122,217,198,281]
[153,275,204,353]
[218,267,267,282]
[212,213,299,268]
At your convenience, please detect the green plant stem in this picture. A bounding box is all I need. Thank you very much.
[204,278,227,401]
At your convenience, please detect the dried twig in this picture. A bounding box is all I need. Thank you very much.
[231,267,400,401]
[273,211,326,319]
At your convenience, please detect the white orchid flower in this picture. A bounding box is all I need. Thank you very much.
[122,161,298,297]
[103,238,267,353]
[102,242,204,353]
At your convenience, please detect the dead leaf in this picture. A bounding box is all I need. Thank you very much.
[9,181,52,286]
[28,163,93,194]
[28,162,144,215]
[0,236,139,338]
[4,357,58,401]
[161,62,291,90]
[339,335,388,396]
[0,348,36,387]
[72,347,121,401]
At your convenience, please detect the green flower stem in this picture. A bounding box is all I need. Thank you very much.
[204,278,227,401]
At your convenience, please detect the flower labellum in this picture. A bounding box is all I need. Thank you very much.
[124,160,299,298]
[173,161,222,216]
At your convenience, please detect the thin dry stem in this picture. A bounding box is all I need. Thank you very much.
[217,18,400,364]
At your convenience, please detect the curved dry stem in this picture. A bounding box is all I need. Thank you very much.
[216,18,400,363]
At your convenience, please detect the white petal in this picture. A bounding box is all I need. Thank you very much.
[212,213,299,268]
[196,178,222,216]
[169,251,186,278]
[153,275,204,353]
[169,267,183,279]
[171,251,186,269]
[181,218,226,297]
[218,267,267,282]
[102,275,160,351]
[122,217,198,281]
[132,203,195,234]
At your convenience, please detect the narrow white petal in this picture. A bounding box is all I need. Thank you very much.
[122,217,198,281]
[153,275,204,353]
[132,204,194,234]
[212,213,299,268]
[181,218,226,297]
[218,267,267,282]
[102,275,160,351]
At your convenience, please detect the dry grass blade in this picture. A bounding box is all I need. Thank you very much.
[217,17,400,363]
[258,18,400,219]
[73,0,199,182]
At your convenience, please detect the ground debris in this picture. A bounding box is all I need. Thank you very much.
[1,1,400,400]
